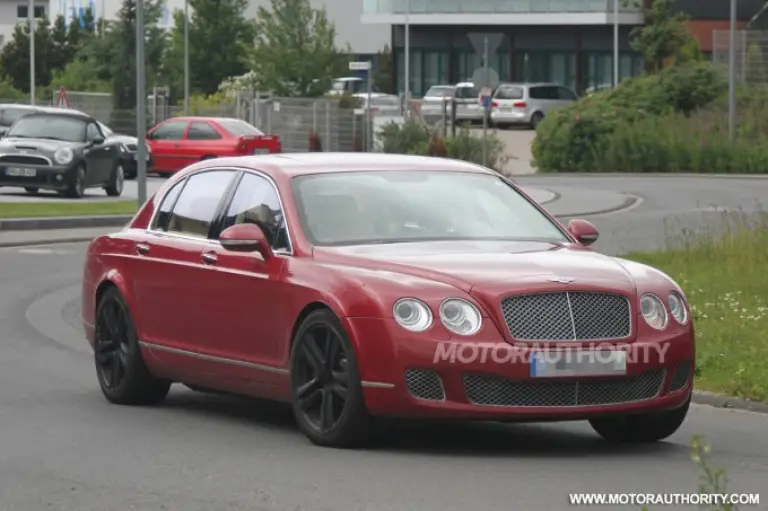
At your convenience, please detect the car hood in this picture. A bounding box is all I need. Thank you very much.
[313,240,636,294]
[109,134,138,145]
[0,137,83,155]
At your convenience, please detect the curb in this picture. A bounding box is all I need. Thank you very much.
[538,190,560,206]
[551,194,640,219]
[0,214,132,232]
[692,390,768,414]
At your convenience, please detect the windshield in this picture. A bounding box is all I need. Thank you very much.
[291,171,567,246]
[5,115,87,142]
[97,122,114,136]
[218,119,264,136]
[425,86,454,98]
[494,85,524,100]
[455,86,478,99]
[0,108,33,127]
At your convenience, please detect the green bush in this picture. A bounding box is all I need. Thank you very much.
[378,120,508,171]
[532,62,735,172]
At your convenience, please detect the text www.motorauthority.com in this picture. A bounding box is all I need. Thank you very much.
[568,493,760,506]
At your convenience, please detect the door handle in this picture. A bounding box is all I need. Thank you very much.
[136,243,150,255]
[201,252,217,265]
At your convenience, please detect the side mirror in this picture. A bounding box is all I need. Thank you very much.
[92,136,104,145]
[219,223,273,259]
[567,218,599,246]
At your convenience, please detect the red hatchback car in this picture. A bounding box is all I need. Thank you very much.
[81,153,695,448]
[146,116,281,175]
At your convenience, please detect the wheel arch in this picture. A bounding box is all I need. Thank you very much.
[288,301,335,350]
[93,270,141,331]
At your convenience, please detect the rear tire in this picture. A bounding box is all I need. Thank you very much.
[589,395,691,443]
[530,112,544,129]
[94,287,171,405]
[104,162,124,197]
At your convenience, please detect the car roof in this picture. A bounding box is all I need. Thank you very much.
[160,116,245,123]
[178,152,496,179]
[10,107,91,119]
[455,82,475,88]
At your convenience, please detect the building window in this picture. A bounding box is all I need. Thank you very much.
[17,5,46,18]
[456,51,509,85]
[395,48,450,97]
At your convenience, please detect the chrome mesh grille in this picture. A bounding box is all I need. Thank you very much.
[463,369,665,407]
[501,291,631,340]
[405,369,445,401]
[669,362,692,392]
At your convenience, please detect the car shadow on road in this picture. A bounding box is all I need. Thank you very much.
[160,388,683,458]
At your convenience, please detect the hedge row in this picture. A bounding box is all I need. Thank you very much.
[378,120,508,172]
[531,62,768,173]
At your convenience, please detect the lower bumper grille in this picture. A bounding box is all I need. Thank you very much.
[463,369,665,407]
[669,362,692,392]
[405,369,445,401]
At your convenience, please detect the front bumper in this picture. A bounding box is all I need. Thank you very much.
[0,162,78,190]
[345,317,694,420]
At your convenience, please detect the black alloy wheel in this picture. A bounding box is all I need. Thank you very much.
[290,309,371,447]
[94,287,171,405]
[104,162,124,197]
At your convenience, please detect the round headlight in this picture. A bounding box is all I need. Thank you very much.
[641,293,668,330]
[668,292,688,325]
[393,298,432,332]
[53,147,74,165]
[439,298,482,335]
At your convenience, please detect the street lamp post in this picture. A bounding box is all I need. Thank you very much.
[136,0,148,206]
[29,0,35,105]
[613,0,619,87]
[403,0,410,117]
[183,0,190,115]
[728,0,736,141]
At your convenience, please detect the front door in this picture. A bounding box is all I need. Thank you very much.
[197,171,291,373]
[146,120,189,173]
[84,121,112,184]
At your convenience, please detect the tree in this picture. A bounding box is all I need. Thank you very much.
[0,17,56,94]
[163,0,252,98]
[630,0,697,73]
[250,0,350,97]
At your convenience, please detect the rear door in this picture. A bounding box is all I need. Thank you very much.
[182,121,226,163]
[146,120,189,173]
[133,169,238,355]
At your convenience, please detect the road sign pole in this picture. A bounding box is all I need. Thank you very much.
[729,0,736,141]
[29,0,35,105]
[367,64,372,151]
[482,36,488,168]
[183,0,190,115]
[404,0,410,117]
[136,0,147,206]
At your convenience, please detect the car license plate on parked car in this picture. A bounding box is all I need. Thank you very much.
[530,350,626,378]
[5,167,36,177]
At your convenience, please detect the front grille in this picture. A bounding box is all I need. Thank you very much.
[669,362,692,392]
[501,291,631,341]
[0,155,50,166]
[463,369,665,407]
[405,369,445,401]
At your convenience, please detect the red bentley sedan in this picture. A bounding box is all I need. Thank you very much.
[81,153,694,448]
[146,116,281,175]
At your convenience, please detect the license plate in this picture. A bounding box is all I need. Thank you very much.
[530,350,627,378]
[5,167,36,177]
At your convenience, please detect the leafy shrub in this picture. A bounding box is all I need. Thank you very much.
[378,120,508,171]
[532,62,731,172]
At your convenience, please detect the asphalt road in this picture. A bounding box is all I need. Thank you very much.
[2,175,768,511]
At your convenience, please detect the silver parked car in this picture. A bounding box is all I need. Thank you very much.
[419,85,455,123]
[453,81,484,123]
[352,93,402,117]
[489,82,578,129]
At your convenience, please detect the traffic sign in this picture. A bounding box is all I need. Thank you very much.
[349,61,371,71]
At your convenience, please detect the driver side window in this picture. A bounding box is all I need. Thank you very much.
[86,122,102,141]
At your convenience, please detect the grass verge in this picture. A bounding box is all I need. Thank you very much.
[0,200,138,219]
[625,210,768,403]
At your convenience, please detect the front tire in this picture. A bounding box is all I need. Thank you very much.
[104,162,124,197]
[290,309,372,448]
[65,165,86,198]
[94,287,171,405]
[589,395,691,443]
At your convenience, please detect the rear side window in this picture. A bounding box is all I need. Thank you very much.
[529,86,559,99]
[494,85,524,100]
[186,122,222,140]
[557,86,577,100]
[165,170,237,238]
[218,119,263,136]
[455,86,478,99]
[152,179,186,231]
